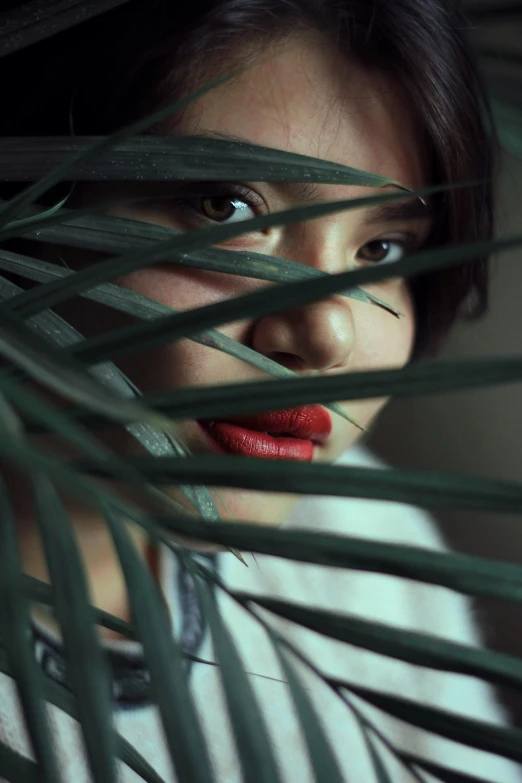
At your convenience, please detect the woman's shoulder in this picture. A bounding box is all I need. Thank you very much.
[286,441,447,552]
[218,446,522,781]
[334,440,388,468]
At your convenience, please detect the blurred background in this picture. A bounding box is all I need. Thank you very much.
[369,145,522,725]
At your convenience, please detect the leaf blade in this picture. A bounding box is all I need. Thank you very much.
[32,476,117,783]
[0,464,62,783]
[331,678,522,764]
[188,559,283,783]
[0,135,399,187]
[398,750,506,783]
[231,592,522,692]
[76,455,522,516]
[3,182,461,318]
[0,743,40,783]
[65,230,522,368]
[150,516,522,606]
[0,641,168,783]
[0,0,132,57]
[107,356,522,423]
[101,507,217,783]
[266,628,345,783]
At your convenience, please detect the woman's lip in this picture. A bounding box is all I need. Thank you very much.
[201,405,332,446]
[198,421,315,461]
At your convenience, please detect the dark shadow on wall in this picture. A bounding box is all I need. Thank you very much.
[368,152,522,725]
[368,388,522,728]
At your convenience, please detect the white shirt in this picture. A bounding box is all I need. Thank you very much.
[1,444,521,782]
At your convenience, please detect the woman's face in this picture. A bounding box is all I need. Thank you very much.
[62,33,432,528]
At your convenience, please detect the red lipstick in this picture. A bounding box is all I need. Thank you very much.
[198,405,331,462]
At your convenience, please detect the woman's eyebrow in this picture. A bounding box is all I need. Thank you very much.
[191,131,432,222]
[361,198,433,225]
[277,186,432,225]
[277,184,433,226]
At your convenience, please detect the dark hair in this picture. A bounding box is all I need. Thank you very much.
[0,0,497,360]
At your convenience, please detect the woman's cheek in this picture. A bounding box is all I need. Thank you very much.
[116,261,254,314]
[351,294,415,372]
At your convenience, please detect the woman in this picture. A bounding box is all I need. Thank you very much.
[0,0,520,781]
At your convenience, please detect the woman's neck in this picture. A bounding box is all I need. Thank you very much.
[15,490,152,642]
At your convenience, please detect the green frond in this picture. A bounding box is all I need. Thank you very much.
[0,2,522,782]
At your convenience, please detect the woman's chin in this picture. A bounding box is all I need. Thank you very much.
[202,487,301,527]
[164,487,301,552]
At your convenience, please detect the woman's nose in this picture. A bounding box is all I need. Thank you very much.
[250,296,355,373]
[247,224,355,372]
[250,217,359,372]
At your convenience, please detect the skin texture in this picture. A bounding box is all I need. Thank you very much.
[18,32,433,630]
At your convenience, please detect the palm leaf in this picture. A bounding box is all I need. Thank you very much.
[0,374,215,563]
[1,2,522,782]
[230,593,522,692]
[195,562,520,783]
[331,678,522,763]
[188,559,283,783]
[0,468,61,783]
[0,414,219,780]
[0,135,401,187]
[23,573,139,640]
[79,454,522,515]
[22,573,221,672]
[0,744,39,783]
[0,66,268,228]
[0,643,169,783]
[62,230,522,367]
[398,751,504,783]
[0,217,402,317]
[1,193,71,234]
[359,732,395,783]
[0,0,132,57]
[0,314,199,520]
[196,562,436,783]
[137,515,522,606]
[1,180,473,316]
[265,626,345,783]
[107,356,522,422]
[0,273,245,559]
[101,508,216,783]
[31,477,117,783]
[0,250,366,430]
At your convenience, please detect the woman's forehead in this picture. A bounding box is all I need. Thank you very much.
[176,33,428,190]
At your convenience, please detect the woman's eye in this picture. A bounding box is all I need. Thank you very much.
[192,195,257,224]
[357,239,407,264]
